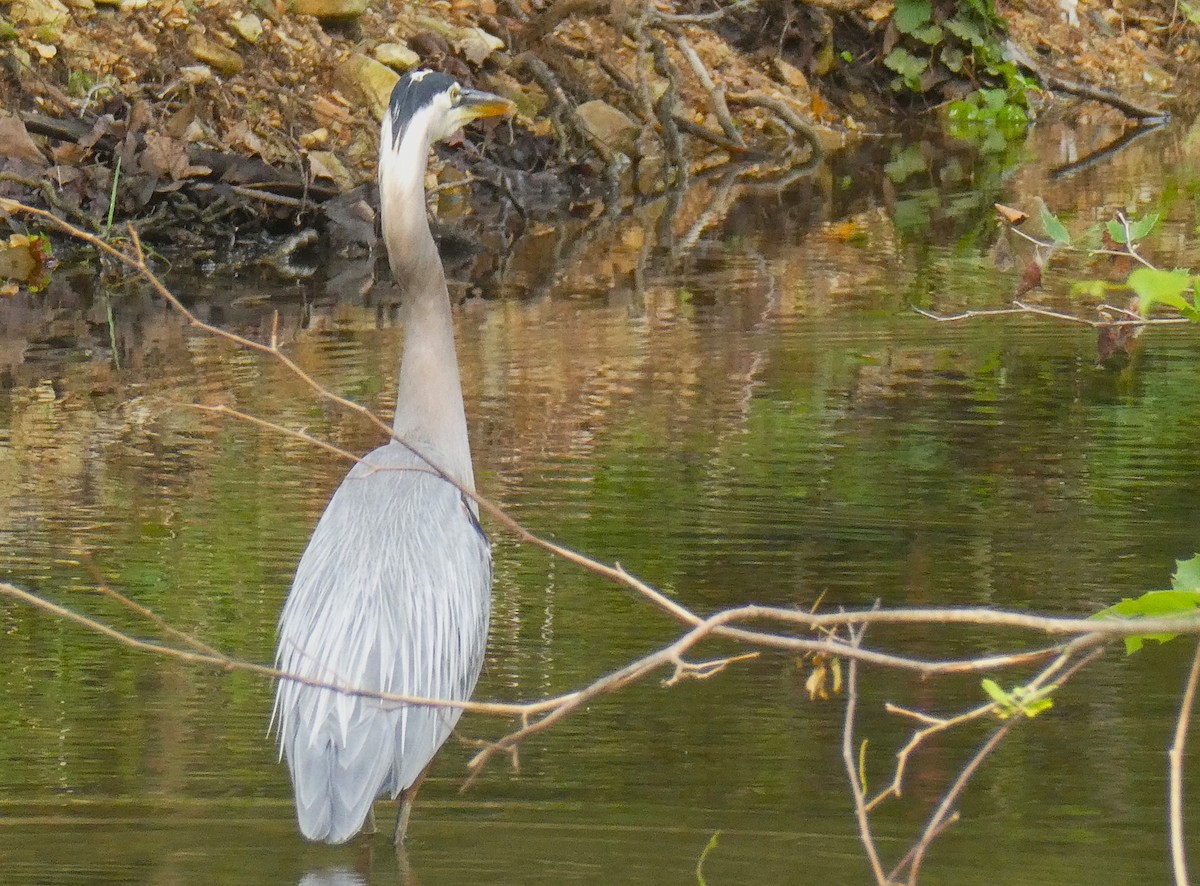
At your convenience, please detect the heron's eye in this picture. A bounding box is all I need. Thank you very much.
[449,84,462,104]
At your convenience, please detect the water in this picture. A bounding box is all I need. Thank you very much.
[4,118,1200,883]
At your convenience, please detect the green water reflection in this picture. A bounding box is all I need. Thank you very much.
[4,126,1200,884]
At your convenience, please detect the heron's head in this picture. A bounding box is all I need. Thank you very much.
[381,70,514,159]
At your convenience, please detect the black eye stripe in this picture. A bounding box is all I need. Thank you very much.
[387,70,459,145]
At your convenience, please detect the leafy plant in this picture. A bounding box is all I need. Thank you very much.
[981,678,1056,719]
[947,88,1029,150]
[1056,208,1200,321]
[1093,555,1200,653]
[887,0,1033,142]
[1127,268,1200,320]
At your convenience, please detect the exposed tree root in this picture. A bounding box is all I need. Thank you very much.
[511,0,823,182]
[1006,40,1169,122]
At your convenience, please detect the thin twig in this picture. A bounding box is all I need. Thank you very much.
[842,616,888,885]
[1169,641,1200,886]
[80,553,224,658]
[0,580,564,718]
[914,304,1182,328]
[864,700,995,812]
[653,0,761,23]
[894,645,1105,884]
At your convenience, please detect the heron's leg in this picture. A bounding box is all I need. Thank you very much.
[392,761,435,847]
[364,806,378,836]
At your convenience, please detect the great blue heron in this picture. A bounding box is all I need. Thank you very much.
[273,70,513,847]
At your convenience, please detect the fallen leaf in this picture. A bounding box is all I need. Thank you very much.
[142,133,191,180]
[994,203,1028,225]
[0,115,48,167]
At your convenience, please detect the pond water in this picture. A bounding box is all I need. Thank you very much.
[4,115,1200,885]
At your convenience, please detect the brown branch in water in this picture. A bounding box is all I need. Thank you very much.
[648,33,687,181]
[1169,641,1200,886]
[671,113,754,155]
[1005,39,1168,121]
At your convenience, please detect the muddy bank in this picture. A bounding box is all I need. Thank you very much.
[0,0,1194,263]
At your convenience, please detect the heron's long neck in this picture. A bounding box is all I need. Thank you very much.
[380,122,476,492]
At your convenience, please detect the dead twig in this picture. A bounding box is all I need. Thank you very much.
[0,579,555,718]
[913,304,1182,328]
[893,644,1105,884]
[726,91,823,163]
[842,616,889,885]
[1169,641,1200,886]
[864,700,995,812]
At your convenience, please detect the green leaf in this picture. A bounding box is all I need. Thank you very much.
[884,144,927,183]
[1129,212,1160,240]
[1038,200,1071,244]
[1106,219,1129,245]
[941,45,965,72]
[1077,222,1105,251]
[911,22,944,44]
[884,46,929,88]
[1070,279,1115,299]
[1108,213,1161,244]
[1179,0,1200,26]
[981,88,1007,111]
[1022,697,1053,717]
[1173,555,1200,591]
[981,678,1009,705]
[894,0,933,34]
[981,679,1057,719]
[944,13,986,45]
[1093,587,1200,653]
[1127,267,1195,315]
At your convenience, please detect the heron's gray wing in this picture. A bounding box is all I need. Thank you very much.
[273,442,492,843]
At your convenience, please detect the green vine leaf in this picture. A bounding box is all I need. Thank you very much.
[884,46,929,90]
[1127,267,1197,317]
[1037,200,1071,245]
[1093,555,1200,653]
[981,679,1056,719]
[894,0,933,34]
[944,13,986,45]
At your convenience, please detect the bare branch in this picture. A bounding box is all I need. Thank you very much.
[914,303,1182,329]
[1169,641,1200,886]
[864,700,994,812]
[893,645,1106,884]
[842,619,889,885]
[0,580,564,718]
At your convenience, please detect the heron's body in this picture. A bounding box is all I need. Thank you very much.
[273,70,512,845]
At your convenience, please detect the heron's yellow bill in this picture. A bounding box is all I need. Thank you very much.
[458,88,516,123]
